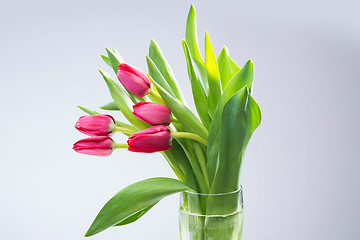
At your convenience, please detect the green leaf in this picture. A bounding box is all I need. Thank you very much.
[162,140,198,191]
[185,5,204,68]
[146,56,176,98]
[185,5,208,90]
[210,87,261,194]
[195,57,208,91]
[205,32,222,113]
[99,69,149,130]
[100,101,120,110]
[150,77,209,140]
[207,94,215,118]
[105,48,124,74]
[85,178,192,237]
[149,39,186,103]
[100,55,112,68]
[182,40,211,129]
[77,105,100,115]
[112,47,122,57]
[217,46,241,90]
[113,202,158,226]
[206,132,220,183]
[207,60,254,182]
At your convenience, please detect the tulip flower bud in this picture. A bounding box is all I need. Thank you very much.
[73,136,114,157]
[127,125,172,153]
[133,102,172,126]
[117,63,151,97]
[75,115,116,136]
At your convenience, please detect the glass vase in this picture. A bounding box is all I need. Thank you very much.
[179,187,244,240]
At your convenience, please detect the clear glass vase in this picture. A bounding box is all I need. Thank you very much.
[179,187,244,240]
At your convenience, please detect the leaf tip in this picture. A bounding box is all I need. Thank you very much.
[220,46,229,54]
[187,4,196,21]
[247,58,254,65]
[149,39,157,46]
[84,228,94,237]
[181,39,187,50]
[205,31,209,38]
[77,105,87,113]
[243,59,254,70]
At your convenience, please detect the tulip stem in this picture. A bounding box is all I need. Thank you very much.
[194,143,210,189]
[171,116,179,123]
[114,143,129,149]
[114,126,136,135]
[149,90,165,104]
[172,132,207,146]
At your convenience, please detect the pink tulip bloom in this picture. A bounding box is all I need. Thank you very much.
[75,115,115,136]
[127,125,172,153]
[117,63,151,97]
[133,102,172,126]
[73,136,114,157]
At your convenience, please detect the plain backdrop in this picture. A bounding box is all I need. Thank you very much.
[0,0,359,239]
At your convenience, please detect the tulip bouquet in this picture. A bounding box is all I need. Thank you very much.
[73,5,261,239]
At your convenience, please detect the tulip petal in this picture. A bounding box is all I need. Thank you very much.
[127,125,171,153]
[73,136,114,157]
[99,69,149,130]
[133,102,171,126]
[117,63,151,98]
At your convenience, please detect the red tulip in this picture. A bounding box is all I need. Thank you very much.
[117,63,151,97]
[73,136,114,157]
[133,102,171,126]
[127,125,172,153]
[75,115,116,136]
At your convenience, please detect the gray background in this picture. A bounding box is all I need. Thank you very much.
[1,0,359,239]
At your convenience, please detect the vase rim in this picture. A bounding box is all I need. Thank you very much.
[183,185,242,196]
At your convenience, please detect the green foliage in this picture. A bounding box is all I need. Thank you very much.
[185,5,208,89]
[146,56,176,97]
[182,41,211,129]
[205,32,222,115]
[99,69,149,130]
[78,4,262,237]
[149,39,186,103]
[100,55,112,68]
[217,46,241,90]
[207,60,255,183]
[113,202,158,226]
[100,101,119,110]
[105,48,124,74]
[151,78,208,140]
[210,87,261,194]
[85,178,192,237]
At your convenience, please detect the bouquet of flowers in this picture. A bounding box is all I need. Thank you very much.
[73,4,261,239]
